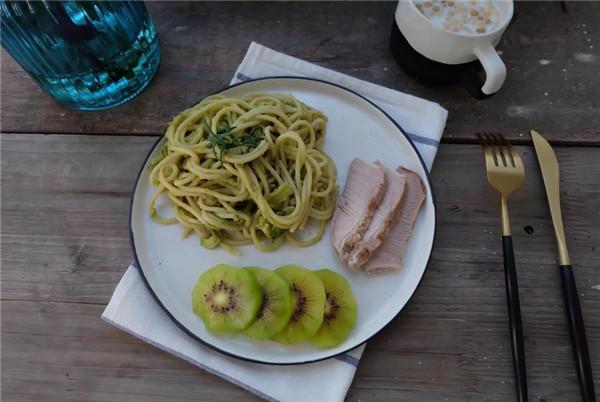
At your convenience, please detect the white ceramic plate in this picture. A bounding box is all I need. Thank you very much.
[130,77,436,364]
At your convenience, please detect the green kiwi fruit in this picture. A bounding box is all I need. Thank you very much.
[310,269,357,348]
[191,264,262,333]
[241,267,294,340]
[270,265,325,344]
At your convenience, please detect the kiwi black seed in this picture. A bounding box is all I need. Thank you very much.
[242,267,294,340]
[191,264,262,333]
[310,269,357,348]
[270,265,325,344]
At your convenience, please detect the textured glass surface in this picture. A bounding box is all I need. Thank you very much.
[1,1,160,110]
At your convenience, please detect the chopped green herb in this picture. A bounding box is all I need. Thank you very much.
[267,182,294,206]
[269,226,286,240]
[256,215,287,240]
[206,123,264,161]
[280,205,295,215]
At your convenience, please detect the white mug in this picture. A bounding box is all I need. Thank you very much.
[395,0,513,95]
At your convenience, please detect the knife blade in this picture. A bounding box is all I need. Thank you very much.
[531,129,596,402]
[530,130,570,265]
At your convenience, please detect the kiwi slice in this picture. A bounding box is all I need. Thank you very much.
[241,267,294,340]
[270,265,325,344]
[191,264,262,333]
[310,269,357,348]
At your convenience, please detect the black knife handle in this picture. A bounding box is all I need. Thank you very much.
[502,235,528,402]
[560,265,597,402]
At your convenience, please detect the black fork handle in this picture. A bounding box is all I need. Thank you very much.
[502,235,528,402]
[560,265,596,402]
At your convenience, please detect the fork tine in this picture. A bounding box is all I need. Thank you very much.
[483,144,496,169]
[496,134,516,168]
[483,133,501,167]
[511,146,524,169]
[477,133,496,168]
[490,133,509,167]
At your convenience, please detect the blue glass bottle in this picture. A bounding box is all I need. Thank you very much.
[1,1,160,110]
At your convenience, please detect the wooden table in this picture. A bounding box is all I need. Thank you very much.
[1,2,598,401]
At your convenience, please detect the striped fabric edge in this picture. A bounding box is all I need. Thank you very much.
[101,314,280,402]
[334,353,360,367]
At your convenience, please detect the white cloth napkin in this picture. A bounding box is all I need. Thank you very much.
[102,42,448,402]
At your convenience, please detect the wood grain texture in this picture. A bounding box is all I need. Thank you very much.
[1,134,599,401]
[1,1,599,144]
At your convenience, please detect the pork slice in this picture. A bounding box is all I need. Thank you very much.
[332,159,386,267]
[363,166,426,274]
[347,162,406,269]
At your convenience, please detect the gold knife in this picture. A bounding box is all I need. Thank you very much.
[531,130,596,402]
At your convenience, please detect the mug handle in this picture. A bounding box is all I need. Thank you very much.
[474,43,507,95]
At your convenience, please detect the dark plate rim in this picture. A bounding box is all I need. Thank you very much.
[129,76,437,365]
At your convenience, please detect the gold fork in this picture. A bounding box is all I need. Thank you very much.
[481,133,525,236]
[479,133,528,402]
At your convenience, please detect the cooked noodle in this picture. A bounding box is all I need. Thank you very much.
[148,93,337,254]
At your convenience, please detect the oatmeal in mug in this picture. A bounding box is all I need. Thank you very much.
[414,0,502,35]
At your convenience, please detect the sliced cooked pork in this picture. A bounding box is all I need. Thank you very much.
[363,167,426,274]
[347,162,406,269]
[332,159,386,267]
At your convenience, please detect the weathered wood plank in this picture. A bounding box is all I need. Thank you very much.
[1,133,598,400]
[0,300,595,402]
[0,135,152,304]
[1,2,599,144]
[0,301,260,402]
